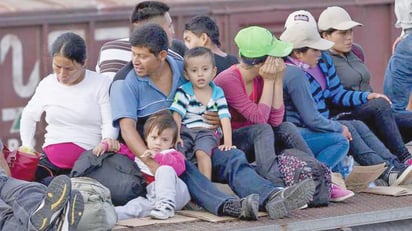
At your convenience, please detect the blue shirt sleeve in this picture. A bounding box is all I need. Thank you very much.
[109,79,138,128]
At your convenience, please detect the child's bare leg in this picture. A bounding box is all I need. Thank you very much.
[195,150,212,180]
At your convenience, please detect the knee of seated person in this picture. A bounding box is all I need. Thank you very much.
[255,123,273,135]
[368,97,391,111]
[275,121,298,132]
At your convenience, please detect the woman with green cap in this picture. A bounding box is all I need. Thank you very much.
[214,26,331,207]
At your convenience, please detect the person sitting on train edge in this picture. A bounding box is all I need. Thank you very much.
[19,32,119,184]
[183,15,238,75]
[96,0,186,80]
[316,6,412,163]
[109,23,315,220]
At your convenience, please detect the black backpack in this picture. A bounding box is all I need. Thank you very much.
[71,150,147,206]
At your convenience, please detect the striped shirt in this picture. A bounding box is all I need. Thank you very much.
[286,52,369,120]
[170,82,231,129]
[96,38,183,80]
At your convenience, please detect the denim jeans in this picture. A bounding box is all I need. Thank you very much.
[179,148,281,215]
[342,98,411,162]
[384,33,412,112]
[0,168,46,230]
[338,120,405,173]
[273,122,314,155]
[297,128,349,170]
[232,124,284,186]
[394,110,412,143]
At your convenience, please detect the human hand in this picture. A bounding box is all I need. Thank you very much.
[218,144,236,151]
[176,137,184,148]
[203,111,220,128]
[367,93,391,104]
[140,149,156,159]
[392,35,402,54]
[342,125,352,141]
[259,57,286,82]
[102,138,120,152]
[92,143,106,156]
[18,146,37,155]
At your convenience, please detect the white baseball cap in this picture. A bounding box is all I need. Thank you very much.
[280,22,334,50]
[318,6,363,31]
[284,10,317,29]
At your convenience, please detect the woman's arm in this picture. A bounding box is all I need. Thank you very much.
[268,58,286,126]
[219,117,233,149]
[99,77,119,140]
[284,66,343,133]
[20,81,47,148]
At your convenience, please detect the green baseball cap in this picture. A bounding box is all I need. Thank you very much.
[235,26,293,58]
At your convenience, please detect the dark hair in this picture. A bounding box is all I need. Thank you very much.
[144,110,178,144]
[183,47,216,71]
[294,47,310,53]
[184,15,221,47]
[129,23,169,56]
[51,32,86,65]
[240,54,268,66]
[320,28,337,37]
[130,1,170,24]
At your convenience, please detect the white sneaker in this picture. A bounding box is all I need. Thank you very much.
[150,201,175,220]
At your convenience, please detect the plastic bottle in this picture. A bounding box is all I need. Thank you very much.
[341,155,354,179]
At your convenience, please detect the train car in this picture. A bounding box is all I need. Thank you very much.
[0,0,398,150]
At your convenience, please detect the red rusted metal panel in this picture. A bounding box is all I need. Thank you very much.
[0,0,399,149]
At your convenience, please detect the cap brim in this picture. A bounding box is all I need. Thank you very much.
[334,21,363,30]
[309,39,334,51]
[267,40,294,57]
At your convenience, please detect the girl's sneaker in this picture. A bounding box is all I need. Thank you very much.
[330,184,354,202]
[150,200,175,220]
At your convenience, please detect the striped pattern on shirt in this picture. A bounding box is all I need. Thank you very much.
[96,38,183,80]
[170,82,231,129]
[302,52,369,119]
